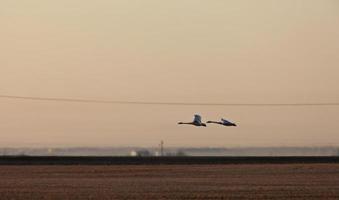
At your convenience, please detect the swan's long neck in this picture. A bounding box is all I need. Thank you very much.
[179,122,194,125]
[208,121,221,124]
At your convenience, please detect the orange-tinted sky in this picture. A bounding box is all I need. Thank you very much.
[1,0,339,147]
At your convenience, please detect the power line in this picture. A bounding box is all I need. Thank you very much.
[1,95,339,107]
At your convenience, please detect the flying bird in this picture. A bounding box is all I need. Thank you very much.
[178,115,207,127]
[207,118,237,126]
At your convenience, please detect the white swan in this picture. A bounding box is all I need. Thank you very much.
[206,118,237,126]
[178,115,207,127]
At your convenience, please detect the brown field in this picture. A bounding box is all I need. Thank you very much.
[0,164,339,199]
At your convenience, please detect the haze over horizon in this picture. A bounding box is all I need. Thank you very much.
[1,0,339,147]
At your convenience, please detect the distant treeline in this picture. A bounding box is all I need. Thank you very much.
[0,147,338,157]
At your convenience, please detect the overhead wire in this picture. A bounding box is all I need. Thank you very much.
[1,95,339,106]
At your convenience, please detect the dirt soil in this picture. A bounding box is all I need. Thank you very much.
[0,164,338,199]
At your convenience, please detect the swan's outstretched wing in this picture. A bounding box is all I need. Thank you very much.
[194,115,202,124]
[221,118,233,124]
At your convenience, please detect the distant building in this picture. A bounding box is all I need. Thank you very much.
[130,150,152,157]
[130,150,138,157]
[154,151,161,157]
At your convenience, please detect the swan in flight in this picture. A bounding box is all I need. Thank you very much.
[178,115,207,127]
[207,118,237,126]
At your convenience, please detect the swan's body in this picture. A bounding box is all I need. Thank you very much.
[178,115,207,127]
[207,118,236,126]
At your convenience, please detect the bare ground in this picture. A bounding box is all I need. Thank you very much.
[0,164,339,199]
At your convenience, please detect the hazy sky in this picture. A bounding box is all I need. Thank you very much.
[1,0,339,147]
